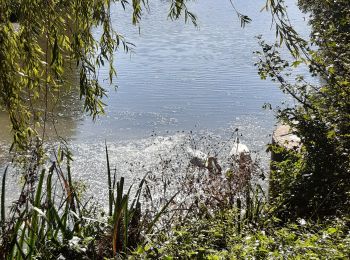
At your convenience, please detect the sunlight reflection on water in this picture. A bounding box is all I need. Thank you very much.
[0,0,312,202]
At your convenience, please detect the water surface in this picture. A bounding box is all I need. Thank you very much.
[0,0,311,201]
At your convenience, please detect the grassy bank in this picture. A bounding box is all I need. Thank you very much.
[0,143,349,259]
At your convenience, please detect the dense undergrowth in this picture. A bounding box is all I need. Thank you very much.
[256,0,350,218]
[133,211,350,259]
[1,140,349,259]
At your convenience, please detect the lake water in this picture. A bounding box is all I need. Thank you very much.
[0,0,311,201]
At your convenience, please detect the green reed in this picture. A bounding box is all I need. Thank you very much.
[0,144,175,259]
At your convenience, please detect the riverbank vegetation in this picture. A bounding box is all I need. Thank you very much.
[257,0,350,219]
[1,0,349,259]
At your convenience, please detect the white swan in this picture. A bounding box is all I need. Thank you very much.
[186,147,208,161]
[186,147,221,174]
[229,137,250,157]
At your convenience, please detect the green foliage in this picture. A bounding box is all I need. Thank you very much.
[0,148,82,259]
[0,0,252,156]
[1,141,347,259]
[257,0,350,218]
[2,0,349,257]
[0,144,177,259]
[132,183,268,259]
[105,143,178,256]
[268,145,304,216]
[0,0,198,153]
[133,208,350,259]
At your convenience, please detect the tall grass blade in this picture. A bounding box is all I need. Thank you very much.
[1,166,8,224]
[15,240,27,260]
[66,158,77,214]
[130,174,147,210]
[106,142,114,217]
[61,203,73,239]
[51,205,72,239]
[28,169,46,259]
[114,177,125,219]
[146,191,179,234]
[123,196,129,251]
[112,195,128,255]
[47,172,52,202]
[16,225,27,260]
[34,169,46,207]
[8,213,25,259]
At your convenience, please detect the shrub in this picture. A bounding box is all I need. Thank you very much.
[256,0,350,218]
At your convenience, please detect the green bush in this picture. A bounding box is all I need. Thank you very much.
[132,209,350,259]
[256,0,350,218]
